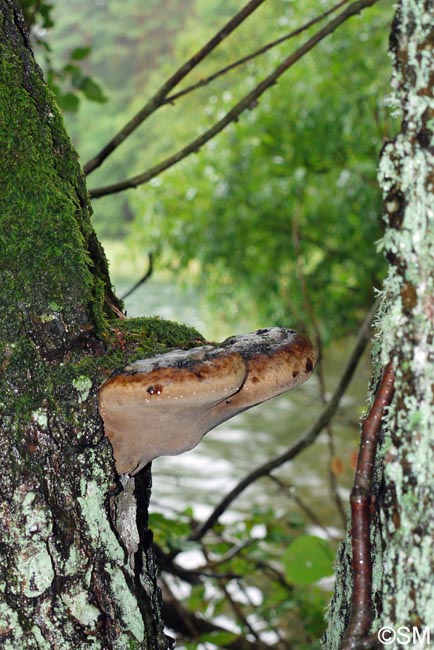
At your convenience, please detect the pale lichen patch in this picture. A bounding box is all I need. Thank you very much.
[78,479,124,565]
[30,625,50,649]
[62,589,101,627]
[0,603,24,643]
[4,488,55,598]
[375,0,434,636]
[73,375,93,403]
[16,546,55,598]
[77,480,145,641]
[111,567,145,642]
[32,408,48,428]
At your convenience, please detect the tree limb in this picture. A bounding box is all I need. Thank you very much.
[162,0,352,106]
[160,577,284,650]
[89,0,379,199]
[83,0,267,175]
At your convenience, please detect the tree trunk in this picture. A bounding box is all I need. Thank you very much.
[324,1,434,647]
[0,2,197,647]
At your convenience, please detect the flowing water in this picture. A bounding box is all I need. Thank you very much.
[111,272,371,535]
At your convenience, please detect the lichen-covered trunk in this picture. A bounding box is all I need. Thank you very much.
[0,2,169,647]
[324,1,434,648]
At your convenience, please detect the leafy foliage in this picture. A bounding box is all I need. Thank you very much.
[130,2,396,341]
[18,0,107,113]
[152,503,333,648]
[33,0,197,236]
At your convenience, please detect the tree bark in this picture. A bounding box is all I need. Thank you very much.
[0,1,202,647]
[324,1,434,647]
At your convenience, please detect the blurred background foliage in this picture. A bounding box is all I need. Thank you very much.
[19,1,396,647]
[27,0,396,344]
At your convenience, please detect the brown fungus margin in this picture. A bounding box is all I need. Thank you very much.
[98,327,317,475]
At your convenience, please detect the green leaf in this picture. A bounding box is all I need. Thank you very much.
[283,536,334,585]
[40,2,54,29]
[71,46,91,60]
[56,92,80,113]
[200,631,238,645]
[63,63,81,78]
[80,77,107,103]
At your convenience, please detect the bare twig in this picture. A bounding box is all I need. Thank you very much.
[161,573,283,650]
[208,538,258,566]
[200,544,267,648]
[340,361,395,650]
[83,0,267,176]
[220,581,265,646]
[89,0,379,199]
[189,298,379,543]
[104,297,126,319]
[121,252,154,300]
[163,0,351,106]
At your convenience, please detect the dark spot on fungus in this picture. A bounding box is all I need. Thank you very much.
[98,328,317,474]
[147,385,163,395]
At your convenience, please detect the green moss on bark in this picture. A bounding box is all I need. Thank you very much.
[0,3,198,647]
[0,1,118,343]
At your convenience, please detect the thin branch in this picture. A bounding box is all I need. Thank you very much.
[220,581,265,646]
[163,0,352,106]
[208,538,258,566]
[340,361,395,650]
[189,298,379,543]
[89,0,379,199]
[161,575,283,650]
[121,252,153,300]
[83,0,267,175]
[200,544,268,648]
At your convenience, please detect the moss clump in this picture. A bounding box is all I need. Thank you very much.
[62,316,205,384]
[105,316,205,356]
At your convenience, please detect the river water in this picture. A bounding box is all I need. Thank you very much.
[111,272,371,535]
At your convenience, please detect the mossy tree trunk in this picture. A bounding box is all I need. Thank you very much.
[325,1,434,647]
[0,2,175,647]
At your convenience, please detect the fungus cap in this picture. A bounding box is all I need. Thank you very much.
[98,327,316,474]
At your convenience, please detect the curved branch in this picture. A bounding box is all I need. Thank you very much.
[189,298,379,543]
[89,0,379,199]
[83,0,267,176]
[121,252,153,300]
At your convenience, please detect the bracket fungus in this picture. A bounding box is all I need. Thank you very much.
[98,327,316,475]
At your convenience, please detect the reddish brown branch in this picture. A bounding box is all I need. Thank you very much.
[340,361,395,650]
[89,0,379,199]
